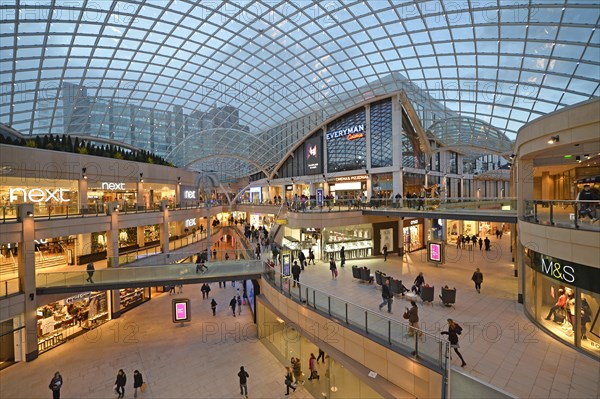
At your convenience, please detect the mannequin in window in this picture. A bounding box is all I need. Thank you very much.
[545,288,567,322]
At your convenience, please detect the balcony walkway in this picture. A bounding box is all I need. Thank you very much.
[35,260,264,295]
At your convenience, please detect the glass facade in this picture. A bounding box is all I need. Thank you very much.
[326,109,367,173]
[524,249,600,357]
[370,99,393,168]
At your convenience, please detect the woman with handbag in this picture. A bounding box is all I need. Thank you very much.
[114,369,127,399]
[284,366,296,395]
[133,370,144,398]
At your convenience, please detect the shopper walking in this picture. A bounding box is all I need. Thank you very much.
[308,248,315,265]
[478,237,483,251]
[284,366,296,395]
[308,353,319,380]
[291,261,301,287]
[237,295,242,316]
[329,256,337,280]
[86,262,95,283]
[411,272,425,295]
[229,296,237,317]
[471,268,483,293]
[238,366,249,398]
[378,279,393,313]
[115,369,127,399]
[210,298,217,316]
[406,300,423,337]
[484,236,491,251]
[382,244,388,261]
[133,370,144,398]
[441,319,466,367]
[317,348,325,363]
[48,371,63,399]
[292,357,303,384]
[339,246,346,267]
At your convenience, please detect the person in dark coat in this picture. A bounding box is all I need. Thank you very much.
[291,261,301,288]
[406,300,423,337]
[49,371,63,399]
[471,268,483,293]
[229,297,237,317]
[133,370,144,398]
[378,279,393,313]
[329,256,337,280]
[86,262,95,283]
[441,319,466,367]
[238,366,249,398]
[382,245,388,261]
[298,250,306,269]
[411,272,425,294]
[339,246,346,267]
[115,369,127,399]
[210,298,217,316]
[478,237,483,251]
[284,366,296,395]
[484,236,491,251]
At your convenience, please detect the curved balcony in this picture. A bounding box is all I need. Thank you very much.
[522,199,600,231]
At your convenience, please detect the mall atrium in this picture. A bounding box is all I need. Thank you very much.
[0,1,599,399]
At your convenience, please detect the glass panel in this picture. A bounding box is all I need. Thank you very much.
[537,273,574,346]
[579,288,600,356]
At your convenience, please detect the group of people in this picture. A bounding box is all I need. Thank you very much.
[49,369,145,399]
[455,234,491,251]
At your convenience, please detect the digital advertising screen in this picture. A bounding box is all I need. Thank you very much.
[427,242,444,264]
[282,254,291,277]
[304,136,323,175]
[172,298,191,323]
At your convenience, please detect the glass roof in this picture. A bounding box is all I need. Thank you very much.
[1,1,599,181]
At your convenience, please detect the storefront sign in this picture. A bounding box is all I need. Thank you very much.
[101,182,125,190]
[184,218,197,228]
[65,292,91,304]
[529,252,600,293]
[9,188,71,203]
[326,124,365,140]
[410,219,419,225]
[183,190,197,200]
[333,175,368,182]
[172,298,191,322]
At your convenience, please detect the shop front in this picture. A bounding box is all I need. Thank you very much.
[524,249,600,357]
[141,183,176,208]
[1,177,79,218]
[117,287,151,313]
[328,175,368,201]
[37,291,109,353]
[372,221,398,256]
[371,173,393,201]
[87,181,137,211]
[403,218,424,253]
[249,213,274,229]
[445,220,507,244]
[324,224,372,261]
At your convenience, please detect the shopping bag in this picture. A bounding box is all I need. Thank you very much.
[140,382,147,393]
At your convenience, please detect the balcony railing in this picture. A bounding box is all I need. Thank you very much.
[0,276,20,297]
[522,200,599,231]
[262,266,450,376]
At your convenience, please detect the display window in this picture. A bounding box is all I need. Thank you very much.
[0,177,79,217]
[119,287,150,312]
[87,181,137,210]
[371,173,393,199]
[403,219,424,252]
[37,292,109,353]
[524,250,600,356]
[143,184,176,207]
[324,224,372,260]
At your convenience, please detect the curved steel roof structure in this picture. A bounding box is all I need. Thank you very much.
[1,1,599,181]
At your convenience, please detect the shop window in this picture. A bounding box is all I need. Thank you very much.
[538,274,574,345]
[580,288,600,355]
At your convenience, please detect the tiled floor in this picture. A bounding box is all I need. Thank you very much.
[1,233,598,399]
[293,233,600,399]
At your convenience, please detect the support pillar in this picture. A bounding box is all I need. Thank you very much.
[137,226,145,248]
[78,177,88,213]
[159,200,170,255]
[18,204,38,362]
[105,202,120,268]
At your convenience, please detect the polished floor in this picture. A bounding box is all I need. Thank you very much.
[1,233,599,399]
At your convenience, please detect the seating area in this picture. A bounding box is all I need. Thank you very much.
[352,265,373,283]
[439,286,457,307]
[374,270,408,296]
[419,285,435,304]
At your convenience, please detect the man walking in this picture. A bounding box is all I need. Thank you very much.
[378,279,393,313]
[382,245,388,261]
[238,366,249,398]
[229,296,237,317]
[471,268,483,293]
[86,262,95,283]
[291,261,301,288]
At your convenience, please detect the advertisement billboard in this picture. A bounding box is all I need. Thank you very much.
[172,298,191,323]
[427,242,445,264]
[304,136,323,175]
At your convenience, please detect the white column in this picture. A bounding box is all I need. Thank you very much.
[18,205,38,361]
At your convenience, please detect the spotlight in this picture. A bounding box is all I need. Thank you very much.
[177,176,181,185]
[585,154,590,159]
[27,211,33,217]
[139,173,144,182]
[82,167,87,179]
[547,135,559,144]
[509,154,515,160]
[365,169,369,174]
[29,293,35,301]
[576,156,581,163]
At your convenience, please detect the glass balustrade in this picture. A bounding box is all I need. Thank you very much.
[262,268,450,373]
[522,200,599,231]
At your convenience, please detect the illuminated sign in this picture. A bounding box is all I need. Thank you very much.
[326,124,365,140]
[101,182,125,190]
[282,254,291,277]
[183,190,197,199]
[347,132,365,141]
[333,175,368,182]
[541,258,575,284]
[304,136,322,175]
[9,188,71,203]
[410,219,419,225]
[172,298,191,322]
[316,188,324,207]
[184,218,197,228]
[427,242,445,264]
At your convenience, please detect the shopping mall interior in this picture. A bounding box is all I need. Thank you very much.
[0,1,599,398]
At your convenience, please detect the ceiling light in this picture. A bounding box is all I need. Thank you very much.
[547,135,559,144]
[576,156,581,163]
